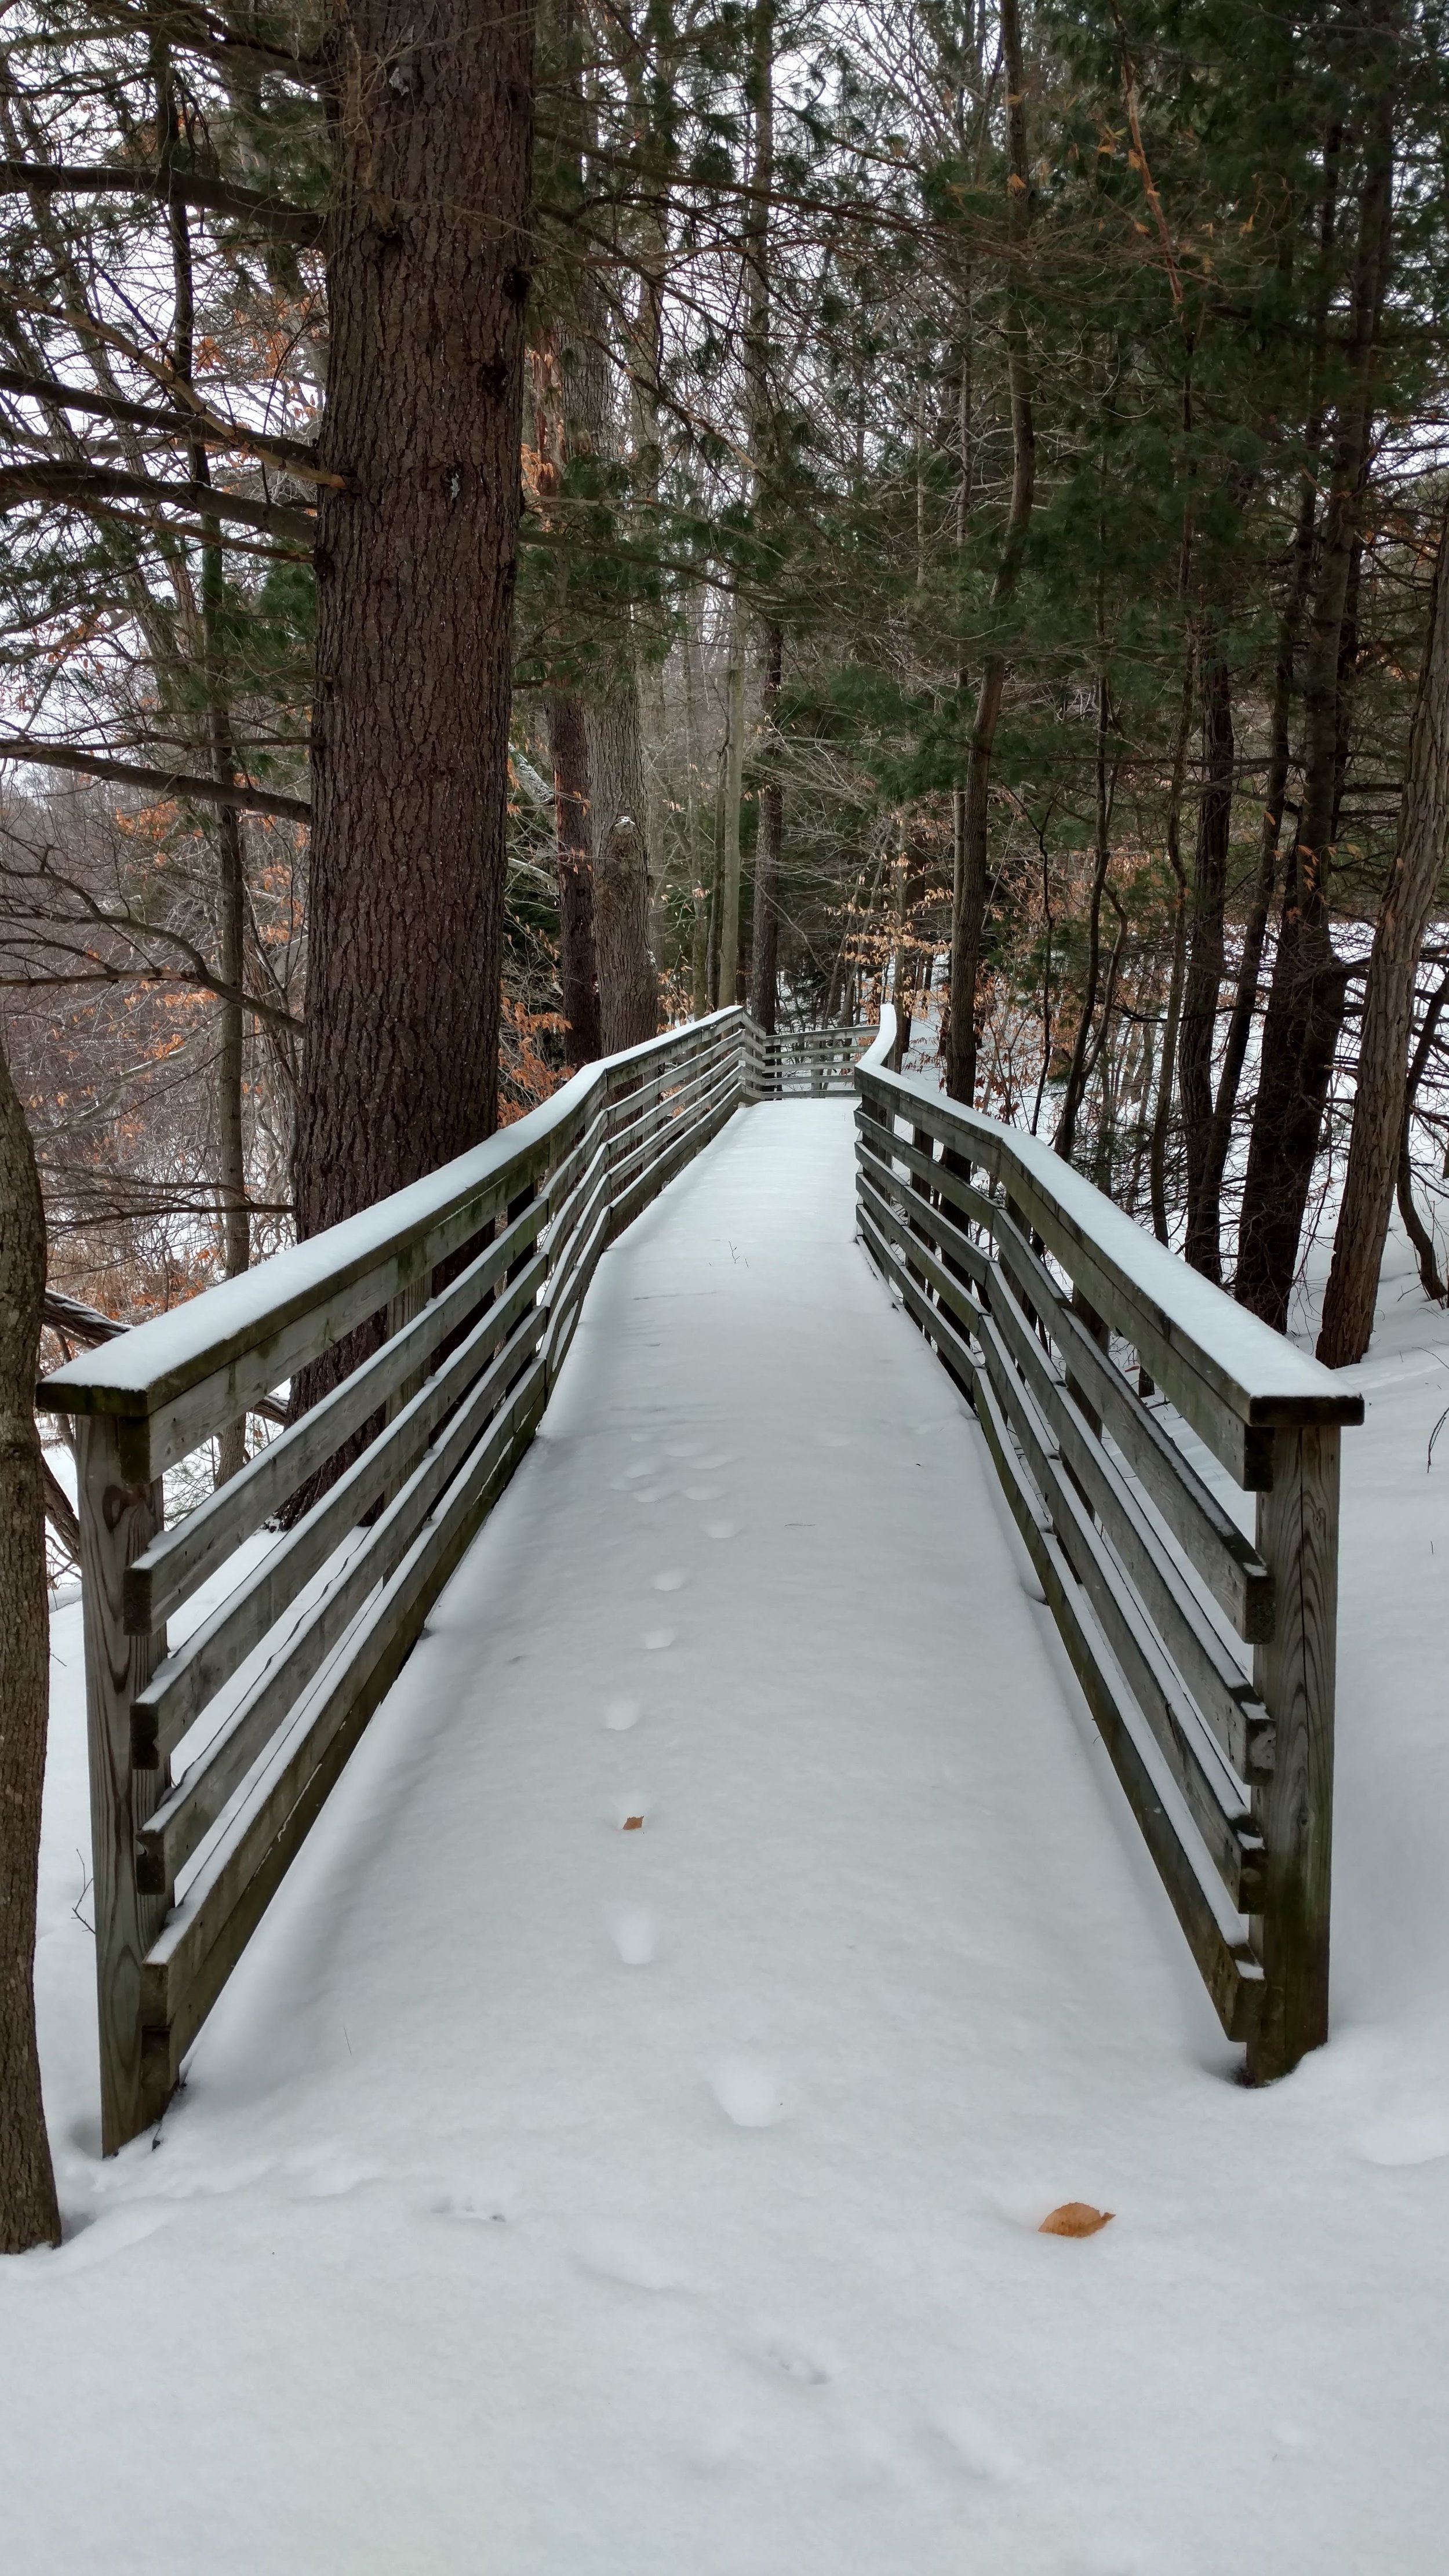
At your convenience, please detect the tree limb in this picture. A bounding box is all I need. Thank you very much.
[0,367,342,488]
[0,734,310,823]
[0,160,322,249]
[0,460,315,543]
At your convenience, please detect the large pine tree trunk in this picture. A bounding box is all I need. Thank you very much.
[1179,659,1233,1278]
[293,1,534,1239]
[1236,66,1396,1326]
[0,1040,61,2254]
[1318,489,1449,1362]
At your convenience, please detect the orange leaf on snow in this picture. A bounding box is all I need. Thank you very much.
[621,1815,645,1832]
[1039,2203,1113,2237]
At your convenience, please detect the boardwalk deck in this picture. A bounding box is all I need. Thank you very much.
[12,1099,1448,2574]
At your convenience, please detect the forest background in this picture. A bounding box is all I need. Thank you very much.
[1,0,1447,1560]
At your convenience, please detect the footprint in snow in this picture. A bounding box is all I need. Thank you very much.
[683,1483,725,1502]
[620,1459,658,1482]
[711,2057,785,2129]
[755,2329,830,2385]
[603,1696,641,1731]
[652,1568,686,1592]
[704,1519,740,1541]
[609,1904,657,1966]
[573,2221,685,2293]
[929,2402,1020,2481]
[642,1627,676,1651]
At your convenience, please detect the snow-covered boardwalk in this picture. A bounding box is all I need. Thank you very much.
[13,1100,1449,2573]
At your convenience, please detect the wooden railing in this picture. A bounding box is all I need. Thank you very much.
[743,1016,870,1098]
[38,1009,744,2152]
[854,1011,1363,2082]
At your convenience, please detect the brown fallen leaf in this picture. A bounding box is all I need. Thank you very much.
[1039,2202,1113,2237]
[622,1815,645,1831]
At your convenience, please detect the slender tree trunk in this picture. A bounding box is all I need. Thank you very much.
[591,678,658,1050]
[1396,969,1449,1302]
[1149,653,1196,1240]
[548,689,600,1064]
[945,0,1034,1104]
[749,622,783,1029]
[1237,56,1397,1325]
[719,604,747,1005]
[1056,666,1113,1159]
[294,0,534,1239]
[1179,658,1234,1278]
[1319,492,1449,1360]
[0,1039,61,2254]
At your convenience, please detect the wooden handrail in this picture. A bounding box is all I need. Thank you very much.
[855,1007,1358,2081]
[38,1009,745,2152]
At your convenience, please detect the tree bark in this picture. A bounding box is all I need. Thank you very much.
[0,1038,61,2254]
[1179,658,1233,1277]
[293,0,534,1240]
[590,676,657,1050]
[945,0,1034,1105]
[748,622,783,1030]
[1318,492,1449,1362]
[718,602,747,1006]
[1236,54,1397,1326]
[548,689,600,1065]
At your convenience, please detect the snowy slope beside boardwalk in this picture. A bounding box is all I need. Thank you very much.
[8,1100,1449,2574]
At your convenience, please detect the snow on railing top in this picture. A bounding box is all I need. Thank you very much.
[40,1009,744,1428]
[857,1007,1362,1443]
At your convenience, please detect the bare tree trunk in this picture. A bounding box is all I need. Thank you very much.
[1319,491,1449,1360]
[0,1039,61,2254]
[294,0,534,1240]
[945,0,1034,1104]
[718,602,747,1005]
[591,678,658,1050]
[548,689,600,1064]
[1149,653,1196,1240]
[1237,59,1396,1326]
[749,622,783,1029]
[1055,665,1113,1159]
[1396,968,1449,1302]
[1179,658,1233,1278]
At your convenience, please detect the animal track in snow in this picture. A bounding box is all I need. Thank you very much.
[603,1696,640,1731]
[755,2330,830,2385]
[609,1905,657,1965]
[620,1458,658,1482]
[704,1519,740,1541]
[641,1626,676,1650]
[929,2402,1020,2481]
[652,1568,686,1592]
[711,2057,785,2129]
[573,2221,683,2292]
[683,1484,725,1502]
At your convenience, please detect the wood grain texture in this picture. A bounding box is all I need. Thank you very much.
[1248,1427,1339,2082]
[74,1418,168,2152]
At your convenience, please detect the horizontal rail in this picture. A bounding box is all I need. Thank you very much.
[50,1010,746,2151]
[855,1010,1354,2081]
[741,1016,869,1101]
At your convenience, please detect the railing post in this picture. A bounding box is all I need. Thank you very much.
[74,1414,169,2152]
[1247,1424,1339,2082]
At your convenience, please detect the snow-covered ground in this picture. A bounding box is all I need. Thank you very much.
[8,1099,1449,2574]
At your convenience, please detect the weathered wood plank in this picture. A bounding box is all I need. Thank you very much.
[984,1265,1274,1779]
[136,1308,548,1888]
[130,1266,545,1769]
[126,1196,547,1632]
[1247,1426,1339,2083]
[74,1418,169,2153]
[140,1364,548,2088]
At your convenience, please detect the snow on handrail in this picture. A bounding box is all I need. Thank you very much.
[39,1009,745,1434]
[858,1026,1360,1442]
